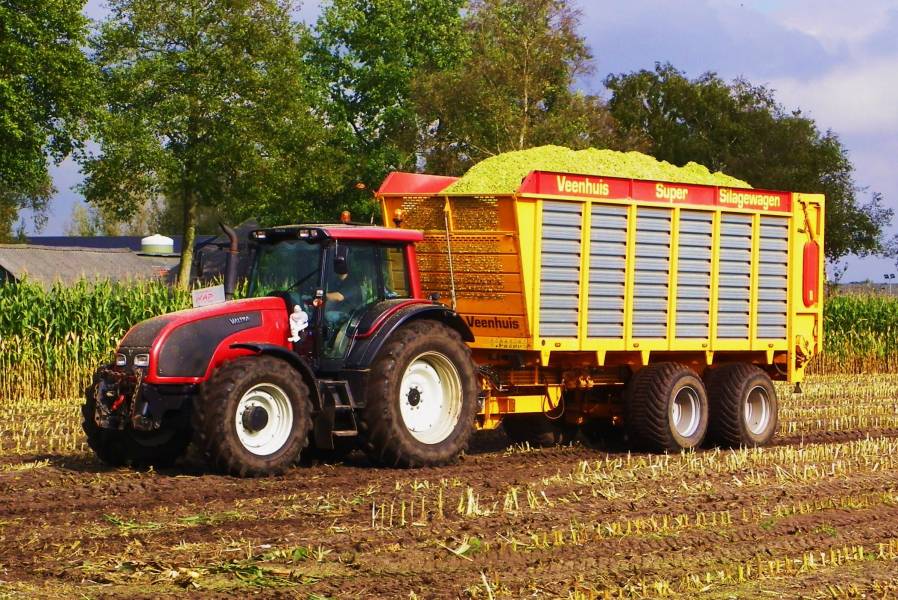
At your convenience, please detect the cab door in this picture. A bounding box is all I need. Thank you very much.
[320,243,412,361]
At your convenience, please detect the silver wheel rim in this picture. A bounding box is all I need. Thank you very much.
[399,351,463,445]
[671,386,701,438]
[744,385,771,436]
[235,383,293,456]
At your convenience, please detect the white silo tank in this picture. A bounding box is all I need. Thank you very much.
[141,234,175,255]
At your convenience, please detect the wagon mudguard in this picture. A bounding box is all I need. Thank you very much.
[345,303,474,369]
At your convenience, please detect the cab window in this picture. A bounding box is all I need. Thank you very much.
[382,246,410,298]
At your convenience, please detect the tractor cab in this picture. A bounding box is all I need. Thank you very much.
[247,225,423,364]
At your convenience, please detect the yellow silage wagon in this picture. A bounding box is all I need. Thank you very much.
[378,169,824,451]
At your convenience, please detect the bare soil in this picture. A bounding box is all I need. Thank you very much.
[2,429,898,598]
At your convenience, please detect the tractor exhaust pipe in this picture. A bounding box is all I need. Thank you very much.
[220,222,239,301]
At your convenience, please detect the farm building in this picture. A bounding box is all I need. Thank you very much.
[7,220,260,288]
[0,244,179,288]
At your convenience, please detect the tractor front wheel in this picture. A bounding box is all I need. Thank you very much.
[359,321,477,467]
[193,356,312,477]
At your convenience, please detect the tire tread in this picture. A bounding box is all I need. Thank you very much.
[706,362,777,447]
[627,362,708,452]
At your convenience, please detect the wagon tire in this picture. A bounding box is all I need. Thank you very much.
[82,384,191,469]
[358,321,477,468]
[627,363,709,452]
[193,356,312,477]
[706,363,778,447]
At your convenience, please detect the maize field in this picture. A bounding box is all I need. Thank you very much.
[2,281,898,598]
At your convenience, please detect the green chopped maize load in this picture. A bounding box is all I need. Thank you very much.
[443,145,751,194]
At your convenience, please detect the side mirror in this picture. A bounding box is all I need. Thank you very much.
[334,255,348,275]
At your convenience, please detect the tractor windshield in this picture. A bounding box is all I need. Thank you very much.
[249,240,323,302]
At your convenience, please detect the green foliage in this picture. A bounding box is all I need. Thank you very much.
[412,0,640,175]
[310,0,467,219]
[83,0,346,287]
[0,0,99,239]
[445,145,749,195]
[605,63,892,261]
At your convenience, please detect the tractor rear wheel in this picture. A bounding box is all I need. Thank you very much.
[81,385,191,468]
[193,356,312,477]
[705,363,778,447]
[627,363,709,452]
[358,321,477,467]
[502,414,577,447]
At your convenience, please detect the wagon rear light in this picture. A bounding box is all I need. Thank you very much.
[115,353,127,367]
[133,354,150,367]
[802,240,820,307]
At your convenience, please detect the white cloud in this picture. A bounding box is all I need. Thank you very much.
[769,0,898,53]
[769,55,898,135]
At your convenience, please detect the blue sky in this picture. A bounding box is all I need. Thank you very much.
[31,0,898,282]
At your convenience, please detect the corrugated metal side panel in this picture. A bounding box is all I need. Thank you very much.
[587,204,627,338]
[676,211,712,338]
[633,207,671,338]
[717,214,752,338]
[757,216,789,339]
[539,202,582,338]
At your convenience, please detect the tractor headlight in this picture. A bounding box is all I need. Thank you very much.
[133,354,150,367]
[115,353,127,367]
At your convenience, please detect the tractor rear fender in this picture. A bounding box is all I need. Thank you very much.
[229,343,323,410]
[344,303,474,370]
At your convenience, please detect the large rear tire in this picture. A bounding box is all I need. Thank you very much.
[706,363,778,447]
[627,363,709,452]
[81,386,191,468]
[358,321,477,467]
[193,356,312,477]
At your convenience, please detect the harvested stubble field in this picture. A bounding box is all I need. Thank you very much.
[2,376,898,599]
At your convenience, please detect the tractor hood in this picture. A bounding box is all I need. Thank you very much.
[117,297,290,383]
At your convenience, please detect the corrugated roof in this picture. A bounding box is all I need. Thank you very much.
[25,235,215,252]
[0,244,180,288]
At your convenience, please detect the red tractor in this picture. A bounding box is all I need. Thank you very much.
[83,223,478,476]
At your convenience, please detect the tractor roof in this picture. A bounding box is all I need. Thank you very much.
[250,224,423,244]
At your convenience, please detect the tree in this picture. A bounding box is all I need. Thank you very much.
[83,0,345,288]
[66,204,112,237]
[605,63,890,261]
[411,0,640,174]
[0,0,98,240]
[310,0,467,216]
[65,198,166,236]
